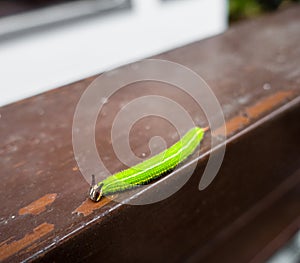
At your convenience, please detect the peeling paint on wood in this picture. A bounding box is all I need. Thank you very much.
[13,161,26,168]
[246,91,294,119]
[216,91,295,136]
[0,223,54,261]
[73,197,115,217]
[215,115,250,136]
[19,194,57,216]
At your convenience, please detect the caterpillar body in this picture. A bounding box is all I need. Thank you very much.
[89,126,206,202]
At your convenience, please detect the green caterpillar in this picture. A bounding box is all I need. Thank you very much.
[89,126,207,202]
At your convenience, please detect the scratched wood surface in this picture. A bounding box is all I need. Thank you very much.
[0,5,300,262]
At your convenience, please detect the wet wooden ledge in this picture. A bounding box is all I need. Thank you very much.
[0,5,300,263]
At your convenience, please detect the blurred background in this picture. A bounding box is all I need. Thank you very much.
[230,0,300,21]
[0,0,226,106]
[0,0,298,106]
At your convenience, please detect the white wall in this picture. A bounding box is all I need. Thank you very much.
[0,0,227,106]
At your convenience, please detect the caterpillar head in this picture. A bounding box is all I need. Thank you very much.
[89,175,103,202]
[89,183,103,202]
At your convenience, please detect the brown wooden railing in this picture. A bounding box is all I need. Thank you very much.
[0,5,300,262]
